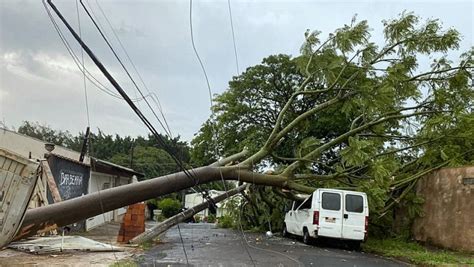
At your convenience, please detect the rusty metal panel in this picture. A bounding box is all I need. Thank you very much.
[0,149,38,248]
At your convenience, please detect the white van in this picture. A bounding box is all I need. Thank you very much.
[283,188,368,249]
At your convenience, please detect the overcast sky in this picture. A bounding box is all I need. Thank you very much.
[0,0,472,142]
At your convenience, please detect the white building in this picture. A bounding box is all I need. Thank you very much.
[0,128,143,230]
[184,190,240,218]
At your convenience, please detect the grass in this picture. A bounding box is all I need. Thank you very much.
[109,259,138,267]
[363,237,474,265]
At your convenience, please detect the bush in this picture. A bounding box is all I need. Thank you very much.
[217,215,234,228]
[207,214,216,223]
[158,198,181,218]
[194,215,201,223]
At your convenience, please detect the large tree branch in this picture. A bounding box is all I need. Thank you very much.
[281,110,437,175]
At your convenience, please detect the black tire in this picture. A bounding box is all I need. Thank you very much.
[349,240,361,251]
[282,224,288,237]
[303,229,311,245]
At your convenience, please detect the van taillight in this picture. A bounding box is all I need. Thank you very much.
[313,211,319,225]
[364,216,369,240]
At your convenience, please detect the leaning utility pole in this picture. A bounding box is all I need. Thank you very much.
[130,184,247,244]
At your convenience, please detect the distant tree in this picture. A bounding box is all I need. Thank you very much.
[17,121,78,148]
[110,146,178,180]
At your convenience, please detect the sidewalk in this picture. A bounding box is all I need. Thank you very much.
[0,222,138,267]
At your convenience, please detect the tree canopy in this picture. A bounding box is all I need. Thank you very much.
[191,12,473,229]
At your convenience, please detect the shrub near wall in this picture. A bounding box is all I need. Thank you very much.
[158,198,182,218]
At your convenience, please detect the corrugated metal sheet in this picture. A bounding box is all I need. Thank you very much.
[0,149,38,248]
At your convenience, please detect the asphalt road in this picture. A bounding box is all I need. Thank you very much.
[138,223,405,267]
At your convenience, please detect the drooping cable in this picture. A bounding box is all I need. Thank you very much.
[75,0,90,128]
[78,0,214,201]
[189,0,213,105]
[79,0,172,138]
[42,1,149,102]
[90,0,173,137]
[227,0,240,74]
[189,0,228,196]
[45,0,202,195]
[75,1,118,261]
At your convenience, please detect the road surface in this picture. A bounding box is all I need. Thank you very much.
[138,223,405,267]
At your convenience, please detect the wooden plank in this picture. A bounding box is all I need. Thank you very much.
[0,149,38,248]
[0,170,15,208]
[42,161,62,203]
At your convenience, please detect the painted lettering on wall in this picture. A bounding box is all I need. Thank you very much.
[59,170,83,187]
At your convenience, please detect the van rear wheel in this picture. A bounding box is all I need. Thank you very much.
[348,240,361,251]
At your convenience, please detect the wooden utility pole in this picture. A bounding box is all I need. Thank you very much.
[130,184,246,244]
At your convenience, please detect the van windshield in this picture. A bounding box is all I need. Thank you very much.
[345,194,363,213]
[321,192,340,211]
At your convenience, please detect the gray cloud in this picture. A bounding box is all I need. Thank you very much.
[1,0,472,142]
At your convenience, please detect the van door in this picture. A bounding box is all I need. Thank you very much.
[318,191,343,238]
[342,193,365,240]
[294,195,312,235]
[286,201,297,234]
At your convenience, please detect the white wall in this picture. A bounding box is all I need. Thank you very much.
[184,190,233,218]
[86,172,130,230]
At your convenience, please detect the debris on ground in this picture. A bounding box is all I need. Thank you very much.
[8,236,123,254]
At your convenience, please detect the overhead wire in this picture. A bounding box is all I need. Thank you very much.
[225,2,302,265]
[73,1,218,263]
[45,0,208,210]
[189,0,228,194]
[75,0,119,261]
[227,0,240,74]
[42,1,149,103]
[77,1,214,201]
[78,0,173,138]
[89,0,173,137]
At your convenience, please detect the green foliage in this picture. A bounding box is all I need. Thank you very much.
[17,121,78,148]
[192,12,473,236]
[217,215,234,228]
[157,198,181,218]
[206,214,216,223]
[363,237,474,265]
[110,146,177,179]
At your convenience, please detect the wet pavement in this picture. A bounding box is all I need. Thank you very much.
[138,223,405,267]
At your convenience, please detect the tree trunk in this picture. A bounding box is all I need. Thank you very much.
[14,167,312,241]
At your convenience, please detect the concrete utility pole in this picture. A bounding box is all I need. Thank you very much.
[130,184,247,244]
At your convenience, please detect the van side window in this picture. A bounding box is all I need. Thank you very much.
[297,195,312,210]
[345,194,363,213]
[321,192,340,210]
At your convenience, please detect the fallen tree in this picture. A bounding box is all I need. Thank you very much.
[14,11,473,241]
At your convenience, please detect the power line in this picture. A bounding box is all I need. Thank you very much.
[189,0,213,106]
[75,0,90,128]
[42,2,149,103]
[45,0,203,198]
[78,0,173,139]
[90,0,173,138]
[78,0,213,202]
[227,0,240,74]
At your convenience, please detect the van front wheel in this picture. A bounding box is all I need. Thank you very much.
[282,224,288,237]
[303,230,311,245]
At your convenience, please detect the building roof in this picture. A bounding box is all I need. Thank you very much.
[0,127,143,178]
[91,158,144,178]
